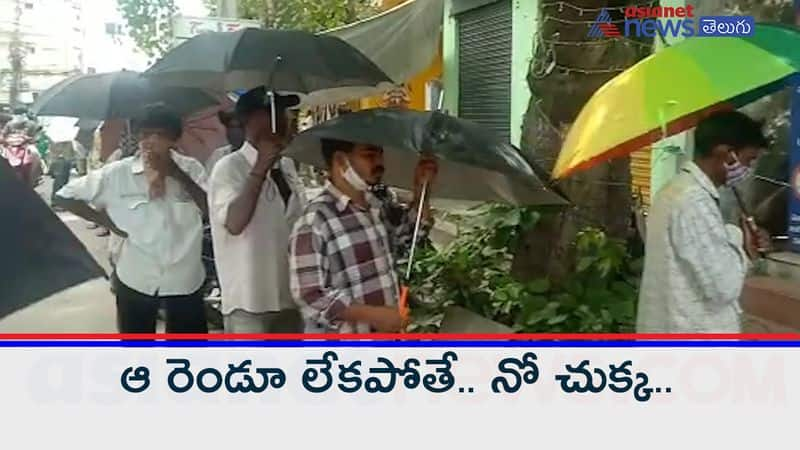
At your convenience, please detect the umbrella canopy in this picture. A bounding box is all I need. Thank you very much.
[143,28,394,107]
[553,23,800,179]
[75,118,102,131]
[286,108,568,206]
[31,70,220,120]
[0,158,105,318]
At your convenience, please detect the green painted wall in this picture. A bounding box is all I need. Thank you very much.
[442,0,459,116]
[441,0,537,147]
[650,0,693,198]
[510,0,537,147]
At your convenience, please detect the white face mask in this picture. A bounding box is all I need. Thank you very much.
[343,158,370,192]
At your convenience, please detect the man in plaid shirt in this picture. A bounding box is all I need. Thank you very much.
[289,138,437,333]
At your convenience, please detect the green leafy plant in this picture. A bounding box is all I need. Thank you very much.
[206,0,376,32]
[117,0,178,59]
[407,206,641,333]
[122,0,376,59]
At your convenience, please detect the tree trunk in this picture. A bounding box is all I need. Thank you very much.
[264,0,276,27]
[513,1,653,281]
[345,0,358,21]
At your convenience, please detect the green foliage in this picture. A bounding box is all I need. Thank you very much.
[220,0,376,32]
[125,0,375,59]
[407,206,642,334]
[117,0,178,59]
[203,0,217,15]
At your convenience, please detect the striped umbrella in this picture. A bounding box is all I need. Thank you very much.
[553,23,800,179]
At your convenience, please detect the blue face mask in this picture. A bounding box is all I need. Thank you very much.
[725,153,752,187]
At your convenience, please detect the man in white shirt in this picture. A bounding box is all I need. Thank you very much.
[204,110,245,175]
[637,111,770,333]
[55,104,209,333]
[208,86,305,333]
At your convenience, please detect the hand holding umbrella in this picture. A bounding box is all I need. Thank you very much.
[251,136,284,176]
[731,185,771,258]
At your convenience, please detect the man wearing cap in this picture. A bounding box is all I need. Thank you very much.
[208,86,305,333]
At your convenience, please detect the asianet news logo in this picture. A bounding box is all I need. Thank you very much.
[588,5,755,39]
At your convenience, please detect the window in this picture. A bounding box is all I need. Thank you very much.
[105,22,123,35]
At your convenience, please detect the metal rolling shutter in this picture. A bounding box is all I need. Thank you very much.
[457,0,512,142]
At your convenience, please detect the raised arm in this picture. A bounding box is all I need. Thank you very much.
[223,145,280,235]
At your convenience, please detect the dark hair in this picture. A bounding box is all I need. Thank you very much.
[132,103,182,140]
[321,138,354,167]
[694,110,768,158]
[217,110,238,127]
[3,118,34,136]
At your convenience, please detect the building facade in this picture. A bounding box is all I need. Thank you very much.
[441,0,535,147]
[82,0,148,75]
[441,0,655,205]
[0,0,86,106]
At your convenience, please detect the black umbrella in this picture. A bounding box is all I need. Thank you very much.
[0,158,105,318]
[31,70,220,120]
[75,118,102,131]
[286,108,569,206]
[143,28,394,107]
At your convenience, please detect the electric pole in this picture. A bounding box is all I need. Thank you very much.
[8,0,25,108]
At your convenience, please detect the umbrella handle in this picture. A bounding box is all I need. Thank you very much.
[266,56,283,134]
[398,285,410,333]
[399,285,410,318]
[398,179,429,334]
[405,180,429,279]
[269,91,276,134]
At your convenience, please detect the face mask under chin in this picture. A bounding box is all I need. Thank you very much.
[342,158,371,192]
